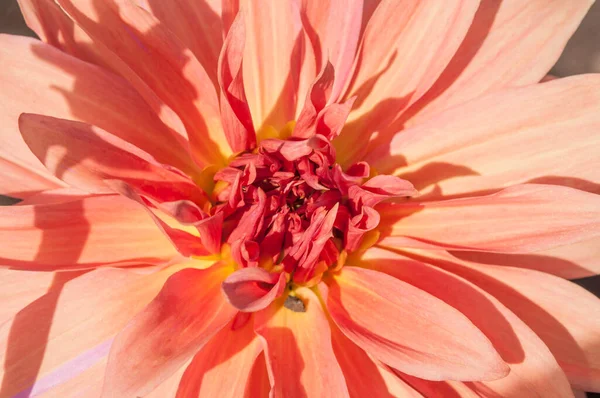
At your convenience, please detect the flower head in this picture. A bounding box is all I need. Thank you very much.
[1,0,600,397]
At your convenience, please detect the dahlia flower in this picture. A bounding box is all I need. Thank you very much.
[1,0,599,397]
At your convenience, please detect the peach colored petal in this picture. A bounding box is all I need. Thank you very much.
[335,0,480,165]
[418,253,600,392]
[144,360,189,398]
[242,1,313,130]
[321,266,509,381]
[298,0,363,100]
[36,358,105,398]
[331,320,424,397]
[0,157,63,199]
[131,0,223,87]
[255,287,350,398]
[56,0,229,167]
[362,247,574,397]
[102,263,237,397]
[0,265,188,397]
[451,236,600,280]
[19,114,204,200]
[404,0,595,126]
[0,35,197,178]
[0,194,178,270]
[16,0,127,74]
[0,268,55,325]
[369,76,600,199]
[176,316,262,398]
[379,184,600,253]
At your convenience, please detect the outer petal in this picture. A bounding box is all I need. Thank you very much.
[405,0,595,125]
[0,264,195,398]
[218,12,256,152]
[102,263,237,397]
[176,316,262,398]
[0,34,197,195]
[321,267,509,381]
[19,114,204,201]
[132,0,223,87]
[0,158,63,199]
[330,321,424,397]
[452,236,600,280]
[0,194,178,270]
[362,247,574,397]
[417,253,600,392]
[298,0,363,100]
[0,269,55,325]
[336,0,480,165]
[16,0,126,73]
[244,353,271,398]
[242,1,309,130]
[56,0,229,166]
[369,76,600,198]
[254,288,350,398]
[379,184,600,253]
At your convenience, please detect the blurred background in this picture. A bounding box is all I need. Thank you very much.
[1,1,599,395]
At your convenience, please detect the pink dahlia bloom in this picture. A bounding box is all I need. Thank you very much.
[1,0,599,396]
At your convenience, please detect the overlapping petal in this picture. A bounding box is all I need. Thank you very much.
[379,184,600,253]
[321,266,509,381]
[362,247,574,396]
[369,75,600,198]
[255,288,349,398]
[102,262,236,397]
[0,194,178,270]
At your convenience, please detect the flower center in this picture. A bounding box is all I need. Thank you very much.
[211,132,416,291]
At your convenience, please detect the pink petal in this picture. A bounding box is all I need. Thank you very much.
[102,263,237,397]
[405,0,595,126]
[362,247,574,397]
[56,0,229,167]
[0,35,197,193]
[331,320,424,397]
[19,114,203,200]
[222,268,287,312]
[0,268,55,325]
[144,360,188,398]
[176,316,262,398]
[131,0,223,87]
[451,236,600,280]
[0,194,178,270]
[370,76,600,198]
[16,0,125,73]
[298,0,363,100]
[0,158,63,199]
[218,12,257,152]
[418,252,600,392]
[336,0,480,165]
[0,265,187,397]
[379,184,600,253]
[242,1,310,130]
[255,287,350,397]
[321,266,509,381]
